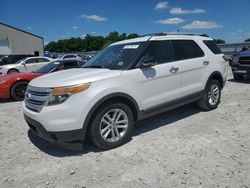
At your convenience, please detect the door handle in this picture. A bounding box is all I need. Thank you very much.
[169,67,179,73]
[203,60,210,66]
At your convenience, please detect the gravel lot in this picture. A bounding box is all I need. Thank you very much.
[1,68,250,188]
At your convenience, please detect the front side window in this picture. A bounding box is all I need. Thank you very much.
[84,42,147,70]
[140,40,174,65]
[25,58,37,64]
[172,40,204,61]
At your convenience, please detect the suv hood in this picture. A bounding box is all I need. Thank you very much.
[29,68,122,88]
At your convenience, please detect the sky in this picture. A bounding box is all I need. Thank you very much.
[1,0,250,44]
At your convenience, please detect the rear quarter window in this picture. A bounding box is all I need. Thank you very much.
[203,40,222,54]
[172,40,204,61]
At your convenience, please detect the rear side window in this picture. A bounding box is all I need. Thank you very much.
[203,40,222,54]
[142,40,174,64]
[172,40,204,61]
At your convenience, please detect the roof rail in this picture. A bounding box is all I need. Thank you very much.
[143,32,209,37]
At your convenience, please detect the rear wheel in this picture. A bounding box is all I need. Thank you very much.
[89,102,134,150]
[11,81,28,101]
[198,79,221,111]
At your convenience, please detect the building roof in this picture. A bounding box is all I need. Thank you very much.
[0,22,43,39]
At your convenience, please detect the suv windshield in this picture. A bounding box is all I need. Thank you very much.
[83,42,147,70]
[34,61,62,73]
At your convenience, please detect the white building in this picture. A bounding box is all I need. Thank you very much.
[0,23,44,56]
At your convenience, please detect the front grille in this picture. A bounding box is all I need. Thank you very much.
[238,57,250,66]
[25,85,51,112]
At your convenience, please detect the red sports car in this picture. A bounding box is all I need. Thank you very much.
[0,59,85,101]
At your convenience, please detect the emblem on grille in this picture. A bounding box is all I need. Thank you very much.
[26,92,32,99]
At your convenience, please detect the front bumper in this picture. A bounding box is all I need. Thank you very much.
[231,65,250,76]
[0,84,10,99]
[24,114,85,150]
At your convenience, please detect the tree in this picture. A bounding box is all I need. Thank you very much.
[245,38,250,42]
[44,31,141,52]
[214,39,225,44]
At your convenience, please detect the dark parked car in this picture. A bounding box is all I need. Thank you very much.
[0,54,35,66]
[230,50,250,80]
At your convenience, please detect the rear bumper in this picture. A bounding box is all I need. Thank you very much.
[24,114,85,150]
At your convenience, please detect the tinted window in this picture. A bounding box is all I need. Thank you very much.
[172,40,204,61]
[64,55,76,59]
[63,61,78,69]
[142,40,174,64]
[203,40,222,54]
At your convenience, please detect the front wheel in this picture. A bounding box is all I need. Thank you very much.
[198,80,221,111]
[11,81,28,101]
[89,102,134,150]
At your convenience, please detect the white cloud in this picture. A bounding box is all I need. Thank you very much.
[72,26,78,29]
[238,29,243,33]
[154,1,168,10]
[27,27,32,30]
[182,20,223,29]
[157,18,184,25]
[170,7,205,14]
[80,14,107,21]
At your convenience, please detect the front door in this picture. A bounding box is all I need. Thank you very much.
[133,40,182,110]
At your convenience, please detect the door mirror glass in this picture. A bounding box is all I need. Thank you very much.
[139,56,157,68]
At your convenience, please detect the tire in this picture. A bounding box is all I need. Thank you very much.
[233,74,244,81]
[11,81,28,101]
[197,79,221,111]
[8,69,19,74]
[89,102,134,150]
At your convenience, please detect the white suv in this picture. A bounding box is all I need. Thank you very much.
[23,34,227,150]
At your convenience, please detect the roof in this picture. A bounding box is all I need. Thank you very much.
[0,22,43,39]
[112,34,212,45]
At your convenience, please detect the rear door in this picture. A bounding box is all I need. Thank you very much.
[171,40,206,96]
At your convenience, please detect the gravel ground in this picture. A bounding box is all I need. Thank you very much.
[0,68,250,188]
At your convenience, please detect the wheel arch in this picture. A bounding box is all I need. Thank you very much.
[206,71,224,89]
[7,68,20,74]
[82,92,140,139]
[9,80,30,99]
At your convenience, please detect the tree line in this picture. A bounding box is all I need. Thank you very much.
[45,32,139,53]
[45,31,250,53]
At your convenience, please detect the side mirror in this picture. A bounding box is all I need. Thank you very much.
[138,56,157,68]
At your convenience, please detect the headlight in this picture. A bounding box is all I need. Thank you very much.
[231,56,239,65]
[45,83,90,106]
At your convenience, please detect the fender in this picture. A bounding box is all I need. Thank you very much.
[82,92,141,139]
